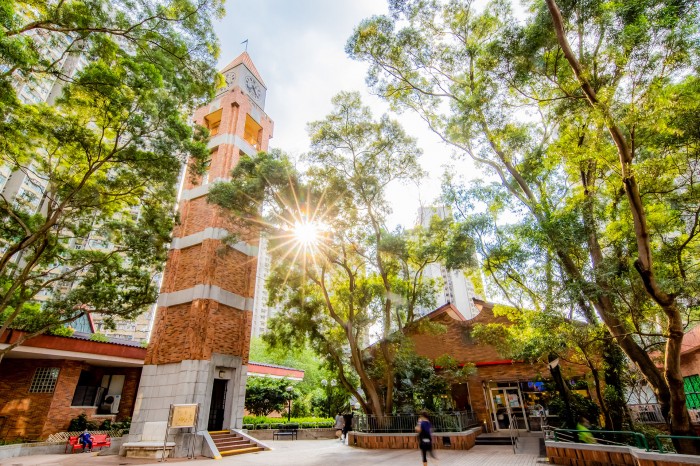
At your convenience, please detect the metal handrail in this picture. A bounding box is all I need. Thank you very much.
[552,428,649,451]
[655,435,700,453]
[508,414,520,453]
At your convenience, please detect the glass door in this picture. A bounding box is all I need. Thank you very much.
[489,387,528,431]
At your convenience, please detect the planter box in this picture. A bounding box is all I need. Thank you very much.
[347,428,480,450]
[546,440,700,466]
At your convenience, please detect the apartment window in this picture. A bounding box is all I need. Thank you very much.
[29,367,60,393]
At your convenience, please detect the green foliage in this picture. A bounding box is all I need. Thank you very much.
[48,325,74,337]
[242,415,332,426]
[549,392,601,429]
[89,332,108,342]
[244,377,295,417]
[0,0,223,357]
[348,0,700,435]
[211,92,477,416]
[68,413,98,431]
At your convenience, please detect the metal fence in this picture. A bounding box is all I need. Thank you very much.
[628,403,665,424]
[353,411,479,433]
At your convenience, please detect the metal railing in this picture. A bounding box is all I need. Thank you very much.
[509,414,520,454]
[628,403,665,424]
[353,411,479,433]
[655,435,700,453]
[551,428,649,451]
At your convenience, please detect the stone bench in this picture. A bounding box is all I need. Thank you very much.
[123,422,175,459]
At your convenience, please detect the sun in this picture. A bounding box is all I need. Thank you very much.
[293,221,320,246]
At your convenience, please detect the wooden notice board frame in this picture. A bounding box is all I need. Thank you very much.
[161,403,199,461]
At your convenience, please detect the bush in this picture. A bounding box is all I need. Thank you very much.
[68,413,98,431]
[89,333,109,342]
[49,326,75,337]
[242,415,333,429]
[548,393,600,429]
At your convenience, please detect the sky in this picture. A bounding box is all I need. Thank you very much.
[213,0,479,229]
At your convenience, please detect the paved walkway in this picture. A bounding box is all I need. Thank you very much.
[1,439,545,466]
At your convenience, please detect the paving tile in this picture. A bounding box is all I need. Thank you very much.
[2,439,545,466]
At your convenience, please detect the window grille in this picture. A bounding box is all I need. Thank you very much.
[684,375,700,409]
[29,367,60,393]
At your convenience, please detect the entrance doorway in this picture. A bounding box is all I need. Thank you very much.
[207,379,227,431]
[489,387,528,431]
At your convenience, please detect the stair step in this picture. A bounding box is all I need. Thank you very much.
[475,438,514,445]
[208,430,230,435]
[215,443,255,451]
[220,446,264,456]
[211,433,240,438]
[214,440,253,448]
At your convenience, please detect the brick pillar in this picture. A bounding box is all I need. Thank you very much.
[129,53,273,455]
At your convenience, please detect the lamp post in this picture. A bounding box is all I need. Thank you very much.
[321,379,337,418]
[321,379,328,417]
[286,386,293,422]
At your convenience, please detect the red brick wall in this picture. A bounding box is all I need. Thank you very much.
[146,300,253,365]
[407,306,590,430]
[147,83,272,367]
[0,359,141,440]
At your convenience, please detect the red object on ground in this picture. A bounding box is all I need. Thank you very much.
[65,434,111,453]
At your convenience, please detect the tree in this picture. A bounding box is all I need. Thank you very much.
[0,0,222,359]
[209,92,476,416]
[347,0,700,444]
[244,377,291,417]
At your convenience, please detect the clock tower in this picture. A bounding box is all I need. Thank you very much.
[128,52,273,454]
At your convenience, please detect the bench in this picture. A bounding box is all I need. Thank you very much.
[65,434,111,453]
[273,424,298,441]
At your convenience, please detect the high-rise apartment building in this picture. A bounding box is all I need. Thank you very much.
[3,28,155,343]
[251,235,280,338]
[417,206,483,320]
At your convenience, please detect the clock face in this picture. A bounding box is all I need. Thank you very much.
[245,75,262,99]
[224,71,236,87]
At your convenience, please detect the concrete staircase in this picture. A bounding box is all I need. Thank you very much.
[209,430,265,457]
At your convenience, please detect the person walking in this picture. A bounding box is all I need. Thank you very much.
[416,411,435,465]
[334,412,344,440]
[342,411,354,443]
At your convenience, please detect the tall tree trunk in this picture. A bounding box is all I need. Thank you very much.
[545,0,697,450]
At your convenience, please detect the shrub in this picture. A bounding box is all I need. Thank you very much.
[68,413,98,431]
[49,326,75,337]
[89,333,109,342]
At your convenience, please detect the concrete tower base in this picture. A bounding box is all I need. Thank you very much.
[127,354,247,457]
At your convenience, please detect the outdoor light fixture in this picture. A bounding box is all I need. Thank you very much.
[218,370,226,378]
[286,386,293,422]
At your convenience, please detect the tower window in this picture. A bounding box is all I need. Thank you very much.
[205,108,223,136]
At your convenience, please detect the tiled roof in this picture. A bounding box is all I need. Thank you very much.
[221,52,267,88]
[248,361,304,372]
[682,325,700,355]
[71,331,144,348]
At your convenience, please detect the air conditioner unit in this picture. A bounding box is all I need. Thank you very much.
[101,394,121,414]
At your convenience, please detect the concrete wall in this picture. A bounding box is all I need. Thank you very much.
[0,442,66,459]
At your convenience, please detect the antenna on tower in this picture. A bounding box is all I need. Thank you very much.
[241,39,249,52]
